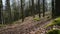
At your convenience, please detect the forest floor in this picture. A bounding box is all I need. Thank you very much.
[0,14,52,34]
[0,17,50,34]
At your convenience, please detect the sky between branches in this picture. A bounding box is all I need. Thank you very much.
[2,0,51,6]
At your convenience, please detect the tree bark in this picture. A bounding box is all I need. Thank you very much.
[5,0,11,23]
[21,0,24,22]
[55,0,60,16]
[52,0,55,18]
[43,0,45,17]
[0,0,2,23]
[31,0,35,18]
[38,0,41,18]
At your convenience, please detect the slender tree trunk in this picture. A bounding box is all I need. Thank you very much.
[0,0,2,24]
[6,0,11,23]
[29,0,31,16]
[36,0,38,14]
[43,0,45,17]
[38,0,41,18]
[21,0,24,22]
[29,0,32,16]
[31,0,35,18]
[52,0,55,18]
[18,0,21,19]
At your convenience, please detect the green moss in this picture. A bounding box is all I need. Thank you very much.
[47,29,60,34]
[45,21,54,28]
[45,17,60,28]
[0,24,6,27]
[53,17,60,26]
[33,17,40,21]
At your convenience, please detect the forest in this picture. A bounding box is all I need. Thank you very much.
[0,0,52,24]
[0,0,60,34]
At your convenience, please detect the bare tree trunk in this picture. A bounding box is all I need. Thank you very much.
[21,0,24,22]
[5,0,11,23]
[52,0,56,18]
[18,0,21,19]
[38,0,41,18]
[31,0,35,18]
[29,0,31,16]
[43,0,45,17]
[29,0,32,16]
[0,0,2,24]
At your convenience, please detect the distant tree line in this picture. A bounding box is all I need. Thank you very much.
[0,0,53,24]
